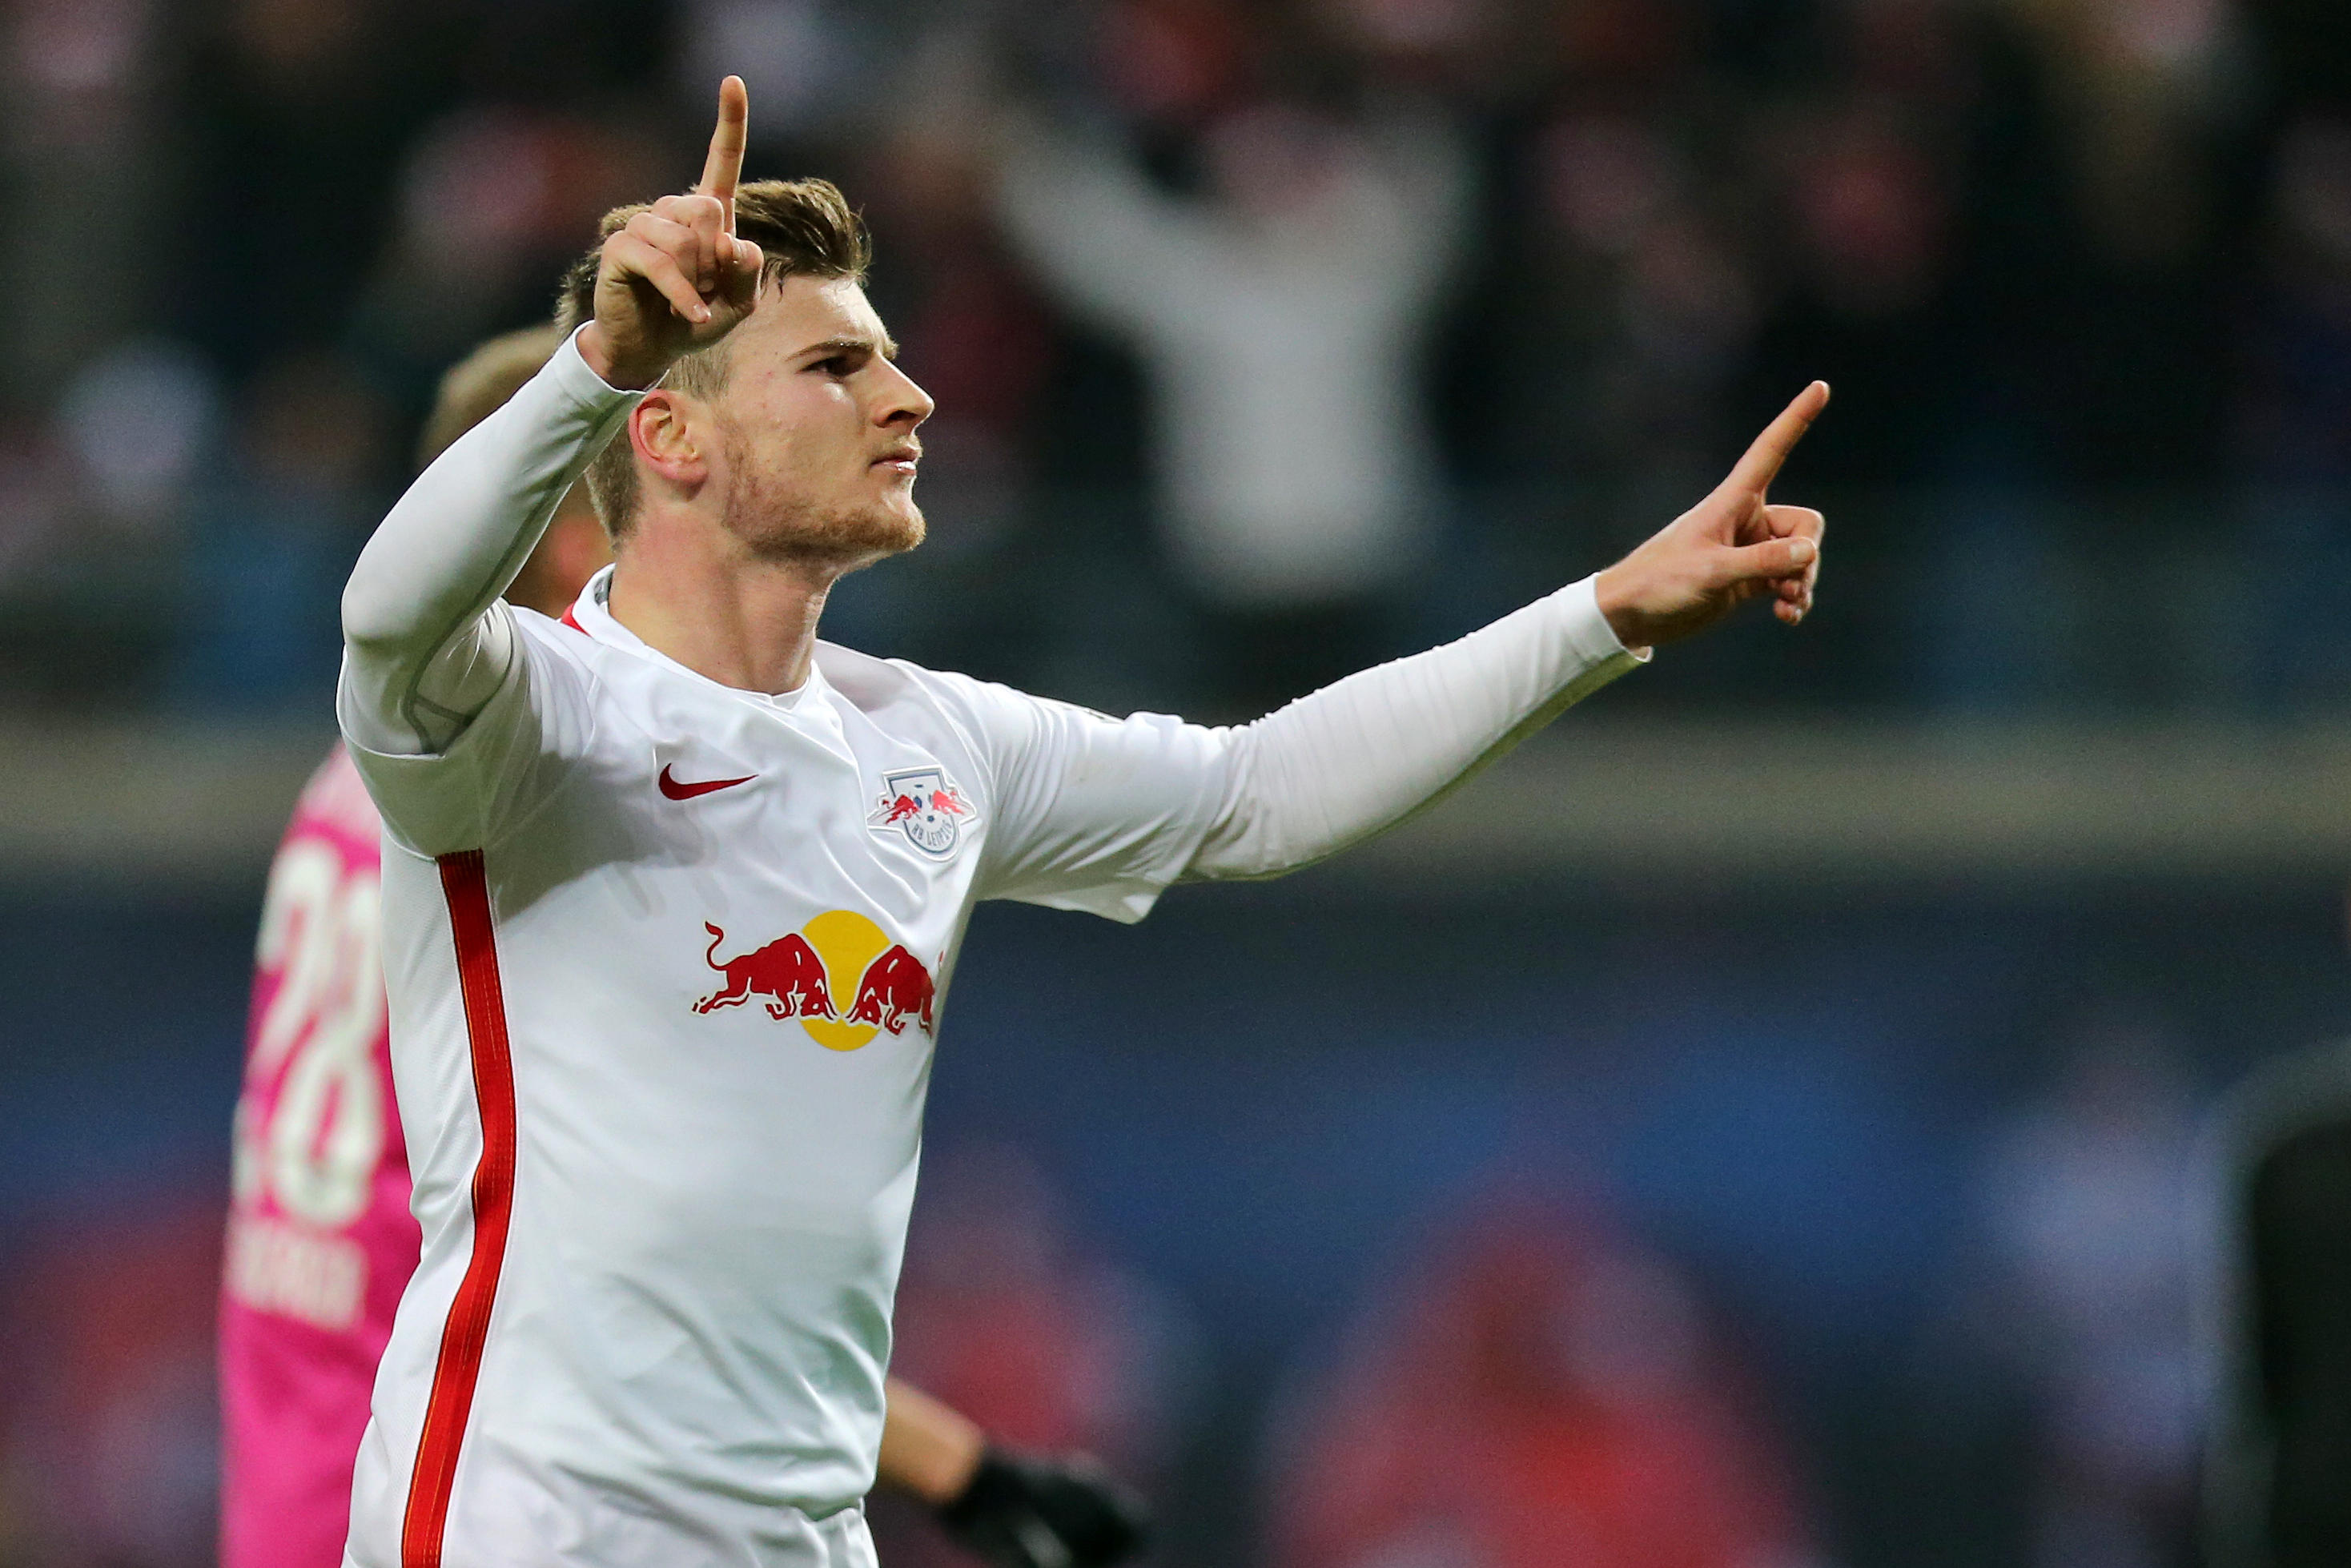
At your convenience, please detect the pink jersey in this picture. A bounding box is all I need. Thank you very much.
[220,746,419,1568]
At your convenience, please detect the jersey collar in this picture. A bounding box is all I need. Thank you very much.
[561,564,820,712]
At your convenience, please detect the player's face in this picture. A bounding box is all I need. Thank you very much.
[705,273,934,566]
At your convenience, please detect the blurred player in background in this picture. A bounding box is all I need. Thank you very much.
[877,1144,1193,1568]
[333,77,1824,1568]
[221,324,1145,1568]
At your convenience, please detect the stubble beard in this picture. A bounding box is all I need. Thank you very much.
[721,423,926,569]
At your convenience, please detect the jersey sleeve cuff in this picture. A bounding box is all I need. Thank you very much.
[1561,573,1650,665]
[552,324,653,410]
[1551,574,1650,707]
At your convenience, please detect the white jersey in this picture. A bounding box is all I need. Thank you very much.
[336,329,1637,1568]
[344,569,1238,1564]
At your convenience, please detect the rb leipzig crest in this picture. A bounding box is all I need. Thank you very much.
[867,766,975,859]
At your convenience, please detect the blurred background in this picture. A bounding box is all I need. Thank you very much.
[6,0,2351,1562]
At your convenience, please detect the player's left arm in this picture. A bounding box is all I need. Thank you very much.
[878,1377,1148,1568]
[1184,383,1828,880]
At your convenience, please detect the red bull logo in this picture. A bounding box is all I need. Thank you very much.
[694,909,934,1049]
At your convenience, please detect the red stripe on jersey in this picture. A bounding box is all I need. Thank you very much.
[560,605,585,633]
[401,850,517,1568]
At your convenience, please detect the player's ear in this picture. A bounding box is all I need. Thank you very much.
[629,392,708,489]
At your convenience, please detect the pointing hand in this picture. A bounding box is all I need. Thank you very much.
[1593,382,1831,649]
[579,76,767,390]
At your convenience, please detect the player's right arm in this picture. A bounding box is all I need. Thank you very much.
[337,79,762,766]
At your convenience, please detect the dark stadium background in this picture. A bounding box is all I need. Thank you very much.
[7,0,2351,1564]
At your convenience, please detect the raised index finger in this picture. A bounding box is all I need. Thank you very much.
[695,75,750,231]
[1724,380,1831,497]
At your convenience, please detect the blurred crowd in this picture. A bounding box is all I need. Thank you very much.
[0,3,2334,1559]
[0,0,2348,715]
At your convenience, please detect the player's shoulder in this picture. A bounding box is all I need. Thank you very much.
[815,641,1123,730]
[815,645,1080,795]
[508,601,635,730]
[815,641,1013,726]
[512,601,603,665]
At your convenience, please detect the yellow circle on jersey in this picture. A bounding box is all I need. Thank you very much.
[800,908,889,1051]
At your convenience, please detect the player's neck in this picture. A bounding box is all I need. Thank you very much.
[605,532,834,697]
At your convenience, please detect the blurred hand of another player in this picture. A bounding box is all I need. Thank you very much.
[1594,382,1831,649]
[577,76,766,390]
[936,1449,1149,1568]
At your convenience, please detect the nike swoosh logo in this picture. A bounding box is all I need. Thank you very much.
[659,765,756,801]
